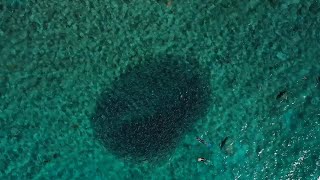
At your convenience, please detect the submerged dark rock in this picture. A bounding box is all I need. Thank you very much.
[91,55,212,162]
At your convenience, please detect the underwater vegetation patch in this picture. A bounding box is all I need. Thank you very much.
[91,55,212,162]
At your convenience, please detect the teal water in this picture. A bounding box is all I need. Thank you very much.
[0,0,320,179]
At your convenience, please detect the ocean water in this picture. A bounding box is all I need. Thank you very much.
[0,0,319,179]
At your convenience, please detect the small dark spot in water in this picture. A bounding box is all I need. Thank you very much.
[220,137,228,149]
[53,153,59,159]
[43,159,51,164]
[276,90,287,100]
[71,124,80,129]
[268,0,278,8]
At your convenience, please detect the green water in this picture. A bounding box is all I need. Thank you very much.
[0,0,319,179]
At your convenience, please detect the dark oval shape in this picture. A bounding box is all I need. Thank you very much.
[91,55,212,162]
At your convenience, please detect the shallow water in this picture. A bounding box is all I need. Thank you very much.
[0,0,319,179]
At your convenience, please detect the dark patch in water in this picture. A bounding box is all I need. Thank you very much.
[91,55,212,162]
[220,136,228,149]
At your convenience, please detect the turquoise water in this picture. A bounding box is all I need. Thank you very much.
[0,0,320,179]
